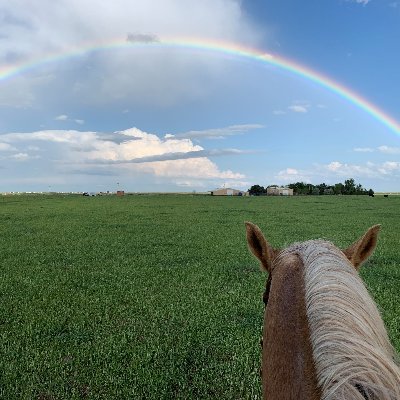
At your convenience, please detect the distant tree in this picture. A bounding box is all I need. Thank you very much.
[250,179,373,197]
[355,183,364,195]
[316,183,328,195]
[344,178,356,195]
[287,182,298,194]
[311,187,320,195]
[341,179,370,195]
[288,182,312,195]
[306,184,315,195]
[248,184,266,196]
[334,183,344,195]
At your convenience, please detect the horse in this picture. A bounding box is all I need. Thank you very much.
[245,222,400,400]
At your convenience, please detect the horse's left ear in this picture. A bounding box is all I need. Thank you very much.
[343,225,381,270]
[245,222,277,273]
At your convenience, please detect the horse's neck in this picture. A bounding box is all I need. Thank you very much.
[262,259,320,400]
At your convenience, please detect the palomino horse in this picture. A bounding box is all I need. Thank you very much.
[245,223,400,400]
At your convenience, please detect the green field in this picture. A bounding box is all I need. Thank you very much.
[0,194,399,399]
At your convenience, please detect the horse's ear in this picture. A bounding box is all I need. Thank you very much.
[245,222,276,273]
[343,225,381,270]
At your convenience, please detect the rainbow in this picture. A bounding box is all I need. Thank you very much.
[1,36,399,135]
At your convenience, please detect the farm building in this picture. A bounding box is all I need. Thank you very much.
[266,186,294,196]
[210,188,247,196]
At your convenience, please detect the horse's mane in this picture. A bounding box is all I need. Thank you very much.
[284,240,400,400]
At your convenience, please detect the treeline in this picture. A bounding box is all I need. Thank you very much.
[249,179,374,196]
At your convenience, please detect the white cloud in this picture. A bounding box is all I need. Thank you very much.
[288,105,309,113]
[1,130,99,145]
[377,145,400,154]
[287,101,325,114]
[276,168,311,183]
[327,161,343,172]
[55,115,68,121]
[80,127,204,162]
[10,152,40,161]
[54,115,85,125]
[378,161,400,175]
[325,161,376,176]
[352,145,400,154]
[12,153,28,161]
[136,158,244,180]
[0,143,17,151]
[347,0,371,5]
[172,178,249,189]
[79,128,247,181]
[284,168,299,175]
[273,110,286,115]
[354,147,374,152]
[320,160,400,179]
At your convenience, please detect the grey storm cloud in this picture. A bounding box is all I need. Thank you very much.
[4,50,26,63]
[126,32,160,44]
[166,124,263,140]
[86,148,254,165]
[98,132,142,144]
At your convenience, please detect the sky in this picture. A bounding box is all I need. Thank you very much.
[0,0,399,193]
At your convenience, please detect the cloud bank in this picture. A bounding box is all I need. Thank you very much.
[0,126,247,191]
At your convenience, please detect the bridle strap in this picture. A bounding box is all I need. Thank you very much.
[355,383,370,400]
[263,275,272,307]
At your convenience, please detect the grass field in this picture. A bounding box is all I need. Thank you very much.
[0,194,399,399]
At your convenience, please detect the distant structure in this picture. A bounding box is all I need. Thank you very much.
[266,186,293,196]
[210,188,247,196]
[116,190,125,197]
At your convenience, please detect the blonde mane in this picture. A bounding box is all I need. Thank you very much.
[287,240,400,400]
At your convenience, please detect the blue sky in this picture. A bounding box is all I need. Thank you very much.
[0,0,399,192]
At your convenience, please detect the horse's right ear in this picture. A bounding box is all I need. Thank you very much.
[245,222,276,273]
[343,224,381,270]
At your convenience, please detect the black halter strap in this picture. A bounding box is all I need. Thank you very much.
[263,275,272,307]
[355,383,370,400]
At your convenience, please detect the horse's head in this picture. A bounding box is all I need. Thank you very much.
[244,223,400,400]
[245,222,380,276]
